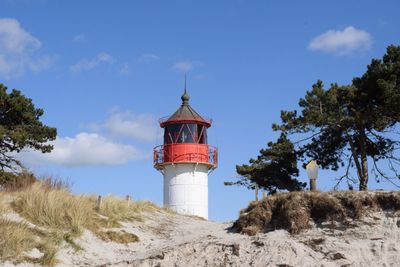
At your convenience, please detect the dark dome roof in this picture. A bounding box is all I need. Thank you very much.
[160,90,211,127]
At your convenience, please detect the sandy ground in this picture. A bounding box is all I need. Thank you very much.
[3,209,400,267]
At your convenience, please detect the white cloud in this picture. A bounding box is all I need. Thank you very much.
[89,110,159,143]
[17,109,159,168]
[119,63,131,76]
[73,34,86,42]
[172,61,193,72]
[70,52,114,73]
[18,132,146,167]
[139,53,159,62]
[0,18,52,78]
[308,26,372,55]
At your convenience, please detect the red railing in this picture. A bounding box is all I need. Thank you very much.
[153,144,218,169]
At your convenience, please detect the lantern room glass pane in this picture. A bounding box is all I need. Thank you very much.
[165,124,183,144]
[178,124,195,143]
[165,123,208,144]
[198,126,207,144]
[187,124,197,142]
[163,130,171,144]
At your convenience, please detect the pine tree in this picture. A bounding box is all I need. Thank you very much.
[273,45,400,190]
[0,84,57,173]
[225,134,306,194]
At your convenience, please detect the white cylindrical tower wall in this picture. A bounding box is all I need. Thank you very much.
[163,163,209,219]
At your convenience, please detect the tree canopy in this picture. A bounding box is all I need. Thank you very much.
[0,83,57,172]
[273,45,400,190]
[227,45,400,193]
[225,133,306,194]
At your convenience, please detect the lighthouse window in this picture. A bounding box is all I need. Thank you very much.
[163,128,173,144]
[198,126,207,144]
[187,124,197,142]
[165,124,183,144]
[178,124,195,143]
[165,123,206,144]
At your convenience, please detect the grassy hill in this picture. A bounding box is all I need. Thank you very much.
[0,178,161,266]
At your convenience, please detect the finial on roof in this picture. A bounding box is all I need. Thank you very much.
[181,74,190,105]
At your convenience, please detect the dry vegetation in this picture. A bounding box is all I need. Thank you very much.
[0,219,36,262]
[0,171,37,192]
[0,192,5,213]
[96,230,139,243]
[12,183,93,235]
[0,178,161,266]
[96,195,158,223]
[234,191,400,236]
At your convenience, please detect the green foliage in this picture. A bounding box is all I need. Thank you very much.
[225,134,306,194]
[273,45,400,190]
[0,83,56,171]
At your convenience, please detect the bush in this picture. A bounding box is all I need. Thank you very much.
[234,191,400,235]
[0,171,36,191]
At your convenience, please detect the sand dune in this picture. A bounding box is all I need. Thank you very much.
[3,208,399,266]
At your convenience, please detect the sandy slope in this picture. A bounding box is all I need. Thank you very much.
[3,209,400,267]
[60,210,400,267]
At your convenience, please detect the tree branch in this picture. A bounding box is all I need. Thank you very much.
[372,157,400,188]
[334,156,353,190]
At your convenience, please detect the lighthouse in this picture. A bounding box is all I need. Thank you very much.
[153,89,218,219]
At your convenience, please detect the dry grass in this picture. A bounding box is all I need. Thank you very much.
[12,183,95,235]
[11,183,160,234]
[95,195,158,223]
[0,192,5,213]
[0,218,61,266]
[34,242,58,267]
[0,179,162,265]
[234,191,400,235]
[0,218,37,262]
[39,175,72,191]
[96,230,139,244]
[0,171,37,192]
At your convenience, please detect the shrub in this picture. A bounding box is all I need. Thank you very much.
[235,199,273,235]
[273,192,311,234]
[234,191,400,235]
[0,171,36,192]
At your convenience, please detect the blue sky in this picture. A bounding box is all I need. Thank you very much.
[0,0,399,221]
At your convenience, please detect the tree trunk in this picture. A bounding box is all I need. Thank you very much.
[346,131,368,191]
[346,133,363,180]
[359,131,369,191]
[359,157,368,190]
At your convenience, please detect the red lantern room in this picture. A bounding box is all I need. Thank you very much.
[153,89,218,170]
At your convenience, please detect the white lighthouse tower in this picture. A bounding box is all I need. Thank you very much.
[153,89,218,219]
